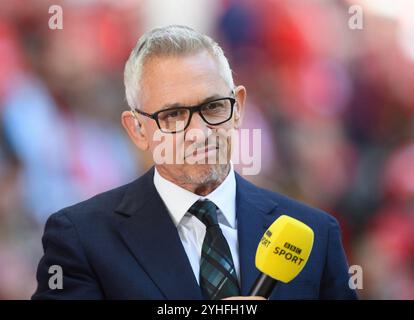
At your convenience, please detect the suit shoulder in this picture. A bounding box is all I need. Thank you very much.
[271,189,336,223]
[248,180,339,232]
[47,180,136,224]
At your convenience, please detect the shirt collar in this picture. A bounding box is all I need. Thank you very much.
[153,163,237,229]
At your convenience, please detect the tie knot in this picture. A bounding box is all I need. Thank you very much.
[188,199,219,228]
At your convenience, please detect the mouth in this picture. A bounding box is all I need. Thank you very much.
[184,145,219,160]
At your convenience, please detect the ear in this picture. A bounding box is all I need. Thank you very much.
[233,85,246,129]
[121,110,149,151]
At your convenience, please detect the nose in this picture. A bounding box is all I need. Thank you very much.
[184,111,211,142]
[187,111,207,131]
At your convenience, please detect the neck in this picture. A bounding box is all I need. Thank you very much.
[156,164,230,196]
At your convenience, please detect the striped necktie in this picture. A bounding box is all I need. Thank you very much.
[188,199,240,300]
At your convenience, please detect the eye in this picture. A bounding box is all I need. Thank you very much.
[165,110,179,118]
[159,109,187,121]
[205,101,225,111]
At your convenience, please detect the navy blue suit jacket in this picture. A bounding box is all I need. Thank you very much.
[32,167,357,299]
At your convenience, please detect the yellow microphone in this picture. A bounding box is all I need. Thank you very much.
[249,215,314,298]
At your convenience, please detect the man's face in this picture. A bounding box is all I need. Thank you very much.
[122,50,246,186]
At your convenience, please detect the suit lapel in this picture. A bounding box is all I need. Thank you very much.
[113,167,203,299]
[235,174,279,295]
[112,167,280,299]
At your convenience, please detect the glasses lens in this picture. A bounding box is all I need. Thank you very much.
[200,99,233,124]
[157,108,190,132]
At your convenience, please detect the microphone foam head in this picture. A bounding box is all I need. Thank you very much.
[255,215,314,283]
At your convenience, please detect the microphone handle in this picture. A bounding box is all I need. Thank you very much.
[248,274,277,298]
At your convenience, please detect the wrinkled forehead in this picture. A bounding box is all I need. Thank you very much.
[139,51,230,112]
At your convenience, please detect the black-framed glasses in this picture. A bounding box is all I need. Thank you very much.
[134,96,236,133]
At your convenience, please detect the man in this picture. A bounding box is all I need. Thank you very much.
[32,25,357,300]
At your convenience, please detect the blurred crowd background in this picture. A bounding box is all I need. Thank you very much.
[0,0,413,299]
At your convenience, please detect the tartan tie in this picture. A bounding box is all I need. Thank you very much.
[188,199,240,300]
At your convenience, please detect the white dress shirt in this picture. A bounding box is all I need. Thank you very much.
[153,164,240,285]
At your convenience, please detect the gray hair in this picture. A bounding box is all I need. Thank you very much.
[124,25,235,110]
